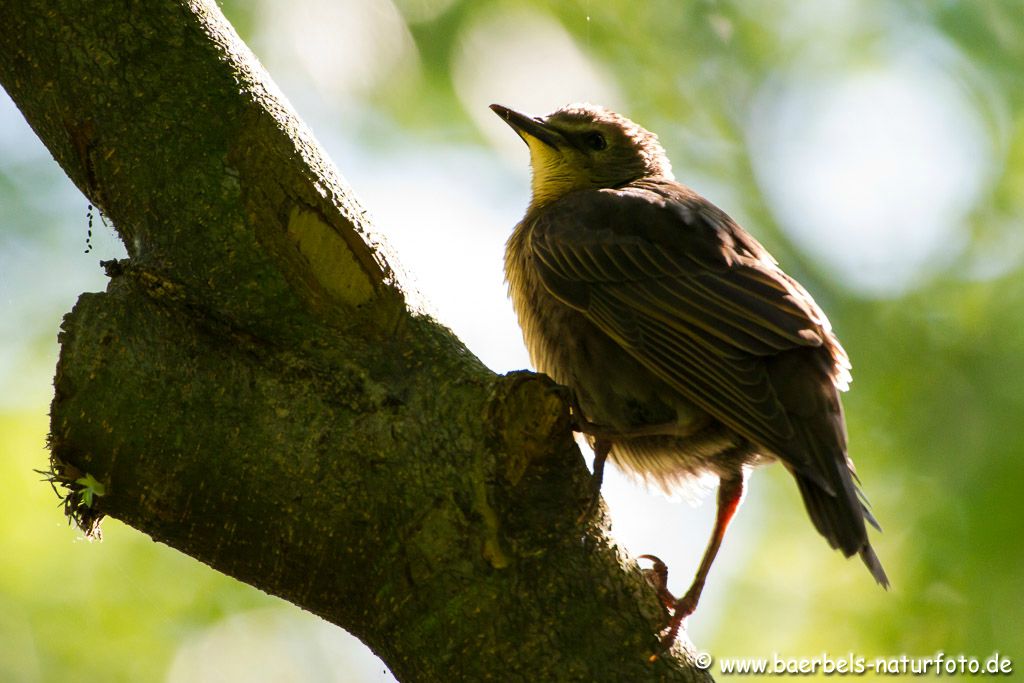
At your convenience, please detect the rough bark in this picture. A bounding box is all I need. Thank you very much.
[0,1,712,680]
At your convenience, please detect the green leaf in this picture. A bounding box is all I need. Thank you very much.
[75,473,106,508]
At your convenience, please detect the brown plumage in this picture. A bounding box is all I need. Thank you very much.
[492,102,888,648]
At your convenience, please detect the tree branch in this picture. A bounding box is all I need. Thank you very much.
[0,1,711,679]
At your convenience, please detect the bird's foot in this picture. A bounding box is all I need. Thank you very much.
[639,555,703,658]
[638,554,676,609]
[657,590,699,652]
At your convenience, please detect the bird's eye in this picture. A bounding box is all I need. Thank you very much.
[583,132,607,151]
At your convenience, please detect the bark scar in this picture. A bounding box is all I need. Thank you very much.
[485,371,573,487]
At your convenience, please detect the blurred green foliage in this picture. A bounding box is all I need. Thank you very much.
[2,0,1022,680]
[0,414,279,682]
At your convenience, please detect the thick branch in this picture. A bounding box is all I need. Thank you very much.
[0,1,710,680]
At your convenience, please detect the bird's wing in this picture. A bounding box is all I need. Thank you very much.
[528,182,850,477]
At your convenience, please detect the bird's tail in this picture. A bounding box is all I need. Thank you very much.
[794,469,890,588]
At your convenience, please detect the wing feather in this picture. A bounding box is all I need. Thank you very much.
[529,182,848,476]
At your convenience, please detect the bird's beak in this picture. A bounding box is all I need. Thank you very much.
[490,104,564,149]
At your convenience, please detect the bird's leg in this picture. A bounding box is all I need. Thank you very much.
[567,392,702,521]
[564,391,609,521]
[655,474,746,652]
[577,437,610,522]
[590,437,609,492]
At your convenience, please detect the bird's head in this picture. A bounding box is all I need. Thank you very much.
[491,103,673,209]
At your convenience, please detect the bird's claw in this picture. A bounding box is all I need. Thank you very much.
[639,554,699,656]
[638,554,675,609]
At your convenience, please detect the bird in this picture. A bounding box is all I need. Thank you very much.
[491,102,888,650]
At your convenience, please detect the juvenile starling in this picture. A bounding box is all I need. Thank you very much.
[492,103,888,648]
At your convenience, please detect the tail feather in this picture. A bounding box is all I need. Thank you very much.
[793,471,889,588]
[767,345,888,587]
[859,543,890,588]
[794,472,860,554]
[860,495,883,533]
